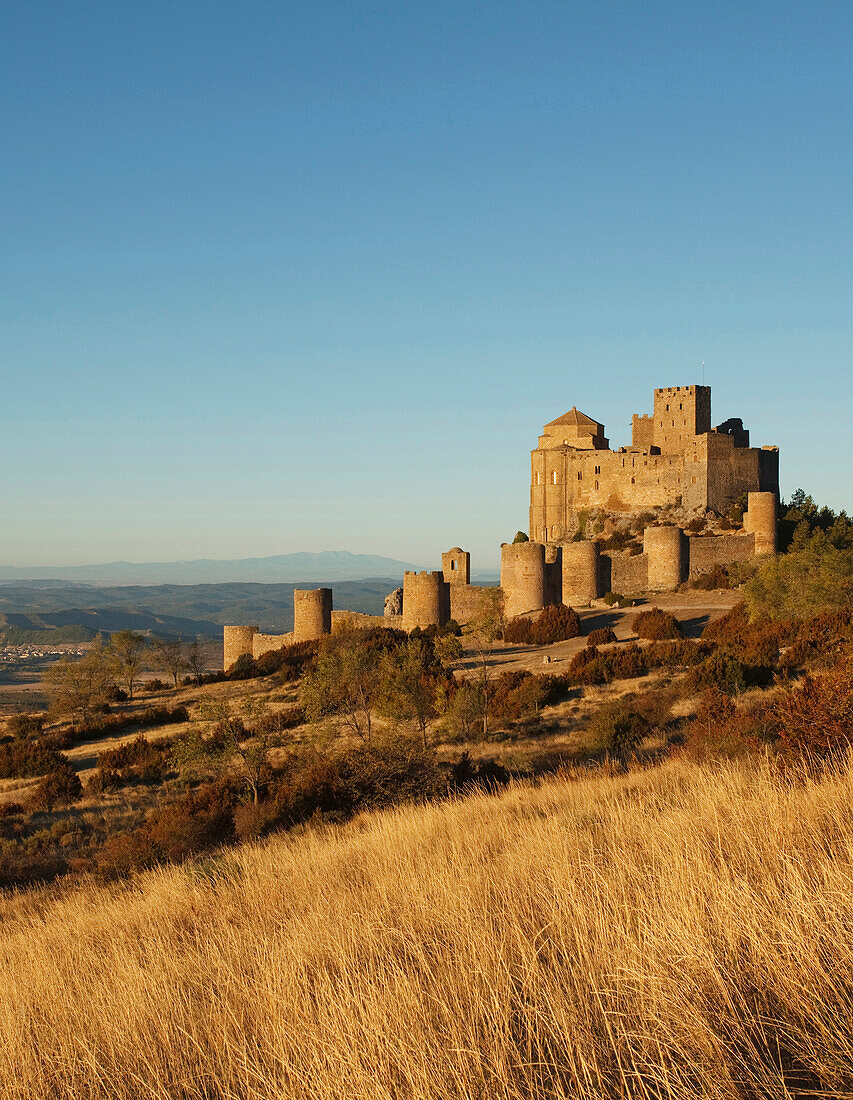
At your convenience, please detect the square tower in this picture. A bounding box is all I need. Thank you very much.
[652,385,710,453]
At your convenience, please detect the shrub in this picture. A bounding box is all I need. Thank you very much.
[587,704,651,756]
[0,739,65,780]
[30,761,83,812]
[690,564,731,591]
[234,739,445,841]
[773,655,853,759]
[227,654,258,680]
[532,605,581,644]
[43,705,189,749]
[632,608,681,640]
[98,781,238,876]
[448,752,511,791]
[586,627,617,647]
[254,639,319,680]
[90,734,174,787]
[603,592,634,608]
[505,605,581,646]
[679,689,777,761]
[5,713,44,738]
[686,651,748,695]
[504,617,534,645]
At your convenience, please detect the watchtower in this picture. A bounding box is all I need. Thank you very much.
[500,541,547,619]
[743,492,778,556]
[652,385,711,453]
[401,571,451,631]
[441,547,470,585]
[293,588,333,642]
[561,541,600,605]
[223,625,259,669]
[644,525,686,591]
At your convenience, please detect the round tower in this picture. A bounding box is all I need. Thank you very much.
[561,541,600,605]
[643,526,685,592]
[223,625,259,669]
[401,571,450,631]
[744,492,777,556]
[500,541,547,619]
[293,588,333,642]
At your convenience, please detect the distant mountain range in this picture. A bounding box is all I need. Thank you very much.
[0,551,420,587]
[0,578,403,641]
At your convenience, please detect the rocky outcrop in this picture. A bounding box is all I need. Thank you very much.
[384,587,403,616]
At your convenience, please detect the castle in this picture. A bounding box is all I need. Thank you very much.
[530,385,779,542]
[223,384,780,666]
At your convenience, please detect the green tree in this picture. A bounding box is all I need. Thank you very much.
[299,633,382,744]
[378,637,444,749]
[172,699,270,804]
[107,631,148,701]
[744,529,853,620]
[512,531,529,544]
[44,640,115,729]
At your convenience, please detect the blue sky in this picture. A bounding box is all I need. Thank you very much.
[2,0,851,571]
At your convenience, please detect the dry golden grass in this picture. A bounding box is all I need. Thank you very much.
[1,757,853,1099]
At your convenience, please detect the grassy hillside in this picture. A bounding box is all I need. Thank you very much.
[2,757,852,1099]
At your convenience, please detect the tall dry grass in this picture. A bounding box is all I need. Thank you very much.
[1,758,853,1099]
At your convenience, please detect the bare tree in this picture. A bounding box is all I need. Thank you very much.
[185,641,206,685]
[150,637,187,689]
[44,639,115,729]
[106,630,148,700]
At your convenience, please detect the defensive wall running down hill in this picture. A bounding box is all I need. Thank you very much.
[223,588,333,667]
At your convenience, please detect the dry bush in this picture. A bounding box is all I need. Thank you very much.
[632,607,681,640]
[774,653,853,759]
[690,563,731,590]
[3,760,853,1097]
[505,605,581,645]
[586,626,617,647]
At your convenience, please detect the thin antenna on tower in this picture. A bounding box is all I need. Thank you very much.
[701,359,705,385]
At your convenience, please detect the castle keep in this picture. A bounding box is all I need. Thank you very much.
[530,385,779,542]
[223,383,782,666]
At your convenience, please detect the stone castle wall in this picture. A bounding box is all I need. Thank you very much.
[530,384,779,541]
[223,588,333,669]
[687,532,755,577]
[401,571,450,631]
[253,633,292,659]
[449,584,500,624]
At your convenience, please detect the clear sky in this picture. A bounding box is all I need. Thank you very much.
[2,0,851,571]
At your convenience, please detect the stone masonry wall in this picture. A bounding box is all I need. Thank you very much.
[687,533,755,578]
[449,584,500,625]
[252,633,293,659]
